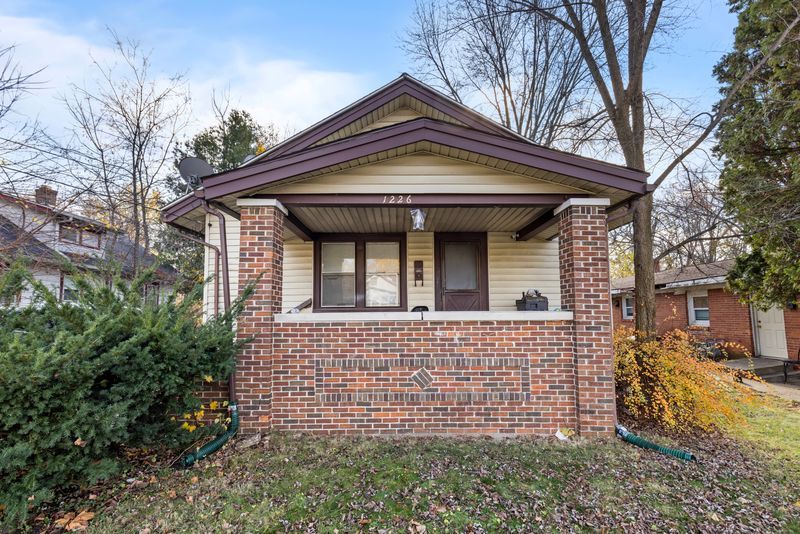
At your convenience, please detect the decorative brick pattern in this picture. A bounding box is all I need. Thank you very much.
[236,205,284,432]
[558,204,616,436]
[270,320,577,434]
[410,367,433,390]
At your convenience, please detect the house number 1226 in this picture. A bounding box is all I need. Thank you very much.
[383,195,412,204]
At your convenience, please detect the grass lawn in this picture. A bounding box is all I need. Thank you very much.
[64,400,800,533]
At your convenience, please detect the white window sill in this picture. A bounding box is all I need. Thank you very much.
[274,310,574,323]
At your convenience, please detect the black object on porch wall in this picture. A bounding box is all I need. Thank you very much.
[434,232,489,311]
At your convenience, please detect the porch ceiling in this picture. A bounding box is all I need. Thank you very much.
[289,206,549,234]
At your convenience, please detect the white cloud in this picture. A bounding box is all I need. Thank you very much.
[188,54,370,138]
[0,15,116,131]
[0,14,373,142]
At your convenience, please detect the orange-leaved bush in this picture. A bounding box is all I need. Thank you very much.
[614,327,761,432]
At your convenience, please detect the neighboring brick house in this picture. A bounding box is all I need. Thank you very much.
[163,74,651,437]
[0,186,176,304]
[612,259,800,360]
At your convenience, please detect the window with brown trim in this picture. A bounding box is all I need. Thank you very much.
[313,234,406,312]
[81,229,101,249]
[59,224,102,249]
[59,224,79,244]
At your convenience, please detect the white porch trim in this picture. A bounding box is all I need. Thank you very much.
[553,197,611,215]
[274,310,574,323]
[235,197,288,215]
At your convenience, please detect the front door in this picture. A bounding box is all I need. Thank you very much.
[435,233,488,311]
[756,306,788,359]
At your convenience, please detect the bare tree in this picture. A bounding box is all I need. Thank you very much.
[610,158,746,277]
[403,0,592,147]
[0,44,90,260]
[652,162,745,267]
[63,32,189,273]
[509,0,800,334]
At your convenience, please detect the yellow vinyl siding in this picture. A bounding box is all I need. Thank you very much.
[203,224,561,316]
[356,107,424,134]
[260,154,587,195]
[203,213,240,318]
[406,232,435,311]
[488,233,560,311]
[282,238,314,312]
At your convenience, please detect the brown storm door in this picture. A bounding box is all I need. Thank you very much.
[434,233,488,311]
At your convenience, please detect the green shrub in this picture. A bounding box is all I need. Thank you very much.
[0,265,248,527]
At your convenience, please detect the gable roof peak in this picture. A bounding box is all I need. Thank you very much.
[242,73,528,167]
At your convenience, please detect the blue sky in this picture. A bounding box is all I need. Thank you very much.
[0,0,738,138]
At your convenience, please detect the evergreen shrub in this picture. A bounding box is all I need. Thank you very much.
[0,266,247,527]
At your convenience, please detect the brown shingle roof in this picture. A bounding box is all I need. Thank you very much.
[612,259,736,291]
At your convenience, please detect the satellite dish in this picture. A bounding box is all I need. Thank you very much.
[178,157,215,190]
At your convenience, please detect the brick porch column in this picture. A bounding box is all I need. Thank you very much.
[235,198,286,433]
[556,198,616,436]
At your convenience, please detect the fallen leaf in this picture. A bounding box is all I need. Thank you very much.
[55,510,95,531]
[167,490,177,500]
[185,495,194,504]
[191,476,199,484]
[88,494,97,501]
[409,520,427,533]
[74,438,87,448]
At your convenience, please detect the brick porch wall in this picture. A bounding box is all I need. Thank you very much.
[228,199,615,437]
[236,203,285,433]
[558,203,616,436]
[271,320,577,434]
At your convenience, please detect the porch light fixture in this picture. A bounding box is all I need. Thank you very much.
[410,208,426,231]
[408,208,425,232]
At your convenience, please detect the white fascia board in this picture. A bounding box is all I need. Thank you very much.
[554,197,611,215]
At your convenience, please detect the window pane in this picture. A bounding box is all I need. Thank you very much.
[694,309,710,321]
[366,242,399,307]
[321,243,355,273]
[624,298,634,318]
[322,274,355,307]
[60,225,78,243]
[82,231,101,248]
[692,296,709,309]
[321,243,355,307]
[444,242,477,290]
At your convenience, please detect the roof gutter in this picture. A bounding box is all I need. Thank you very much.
[200,201,235,404]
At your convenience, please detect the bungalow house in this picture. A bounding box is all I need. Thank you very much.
[0,186,176,304]
[162,74,650,437]
[611,259,800,361]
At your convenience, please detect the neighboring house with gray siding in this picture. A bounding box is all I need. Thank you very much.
[0,186,175,305]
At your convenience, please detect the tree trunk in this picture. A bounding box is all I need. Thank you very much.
[633,192,656,333]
